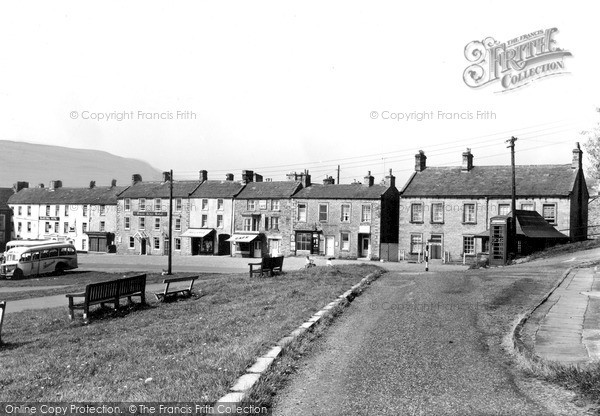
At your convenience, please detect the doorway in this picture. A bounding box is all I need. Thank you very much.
[253,240,262,257]
[325,236,335,257]
[429,234,443,259]
[359,234,370,258]
[140,239,147,255]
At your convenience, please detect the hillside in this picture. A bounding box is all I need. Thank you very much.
[0,140,162,188]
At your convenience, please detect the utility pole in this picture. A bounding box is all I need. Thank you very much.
[337,165,340,184]
[167,169,173,275]
[506,136,518,256]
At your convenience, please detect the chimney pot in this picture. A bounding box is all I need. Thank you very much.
[363,171,374,187]
[323,176,335,185]
[111,179,117,187]
[132,174,142,184]
[242,170,254,184]
[162,171,171,182]
[225,173,234,181]
[384,169,396,188]
[199,170,208,182]
[89,181,96,189]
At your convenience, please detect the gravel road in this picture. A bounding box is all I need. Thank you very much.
[272,264,585,416]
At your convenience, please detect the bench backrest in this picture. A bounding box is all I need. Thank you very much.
[86,280,121,302]
[119,274,146,295]
[85,274,146,302]
[262,256,283,269]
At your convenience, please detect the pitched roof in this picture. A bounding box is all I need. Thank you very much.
[293,183,390,199]
[401,165,578,198]
[235,181,302,199]
[514,210,569,239]
[8,186,128,205]
[118,181,200,199]
[0,188,14,210]
[190,180,245,198]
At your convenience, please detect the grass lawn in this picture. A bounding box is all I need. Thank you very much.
[0,264,382,402]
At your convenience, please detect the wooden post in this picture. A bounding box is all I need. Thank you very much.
[0,301,6,344]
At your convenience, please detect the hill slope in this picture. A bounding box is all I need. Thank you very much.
[0,140,162,188]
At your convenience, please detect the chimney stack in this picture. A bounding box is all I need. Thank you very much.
[253,173,264,182]
[89,181,96,189]
[13,181,29,192]
[572,142,583,170]
[462,148,474,171]
[197,170,208,183]
[111,179,117,187]
[323,176,335,185]
[363,171,374,187]
[162,171,171,182]
[132,174,142,185]
[242,170,254,184]
[384,169,396,188]
[38,183,45,189]
[225,173,234,181]
[49,180,62,190]
[415,150,427,172]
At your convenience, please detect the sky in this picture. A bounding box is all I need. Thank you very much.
[1,1,599,187]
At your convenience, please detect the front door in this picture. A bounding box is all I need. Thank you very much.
[268,239,281,257]
[360,236,370,258]
[430,234,443,259]
[141,239,147,255]
[253,240,262,257]
[326,236,335,257]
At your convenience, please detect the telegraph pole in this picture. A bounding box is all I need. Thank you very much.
[337,165,340,184]
[506,137,518,256]
[167,169,173,275]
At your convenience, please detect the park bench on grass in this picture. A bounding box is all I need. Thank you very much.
[154,275,199,302]
[66,274,146,321]
[248,256,284,277]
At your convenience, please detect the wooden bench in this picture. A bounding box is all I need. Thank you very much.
[154,275,199,301]
[0,301,5,344]
[66,274,146,321]
[248,256,284,277]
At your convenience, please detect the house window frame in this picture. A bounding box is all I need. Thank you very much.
[296,232,312,251]
[340,232,350,251]
[463,203,476,224]
[463,235,475,255]
[520,202,535,211]
[271,200,280,211]
[124,217,130,230]
[270,216,279,231]
[217,214,223,229]
[202,199,208,210]
[99,205,106,216]
[175,198,182,212]
[319,204,328,222]
[411,203,424,223]
[153,237,160,250]
[361,204,372,223]
[139,217,146,230]
[410,233,423,254]
[297,203,307,222]
[174,238,181,251]
[498,203,510,216]
[154,199,161,212]
[100,221,106,232]
[139,198,146,211]
[175,217,181,231]
[542,203,557,225]
[217,199,224,210]
[341,204,351,222]
[124,198,131,211]
[259,200,267,210]
[431,203,444,224]
[83,205,88,217]
[154,217,161,231]
[129,237,135,249]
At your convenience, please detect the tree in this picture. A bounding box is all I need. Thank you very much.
[582,115,600,189]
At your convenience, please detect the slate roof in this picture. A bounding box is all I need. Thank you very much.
[515,210,569,239]
[8,186,128,205]
[0,188,14,210]
[235,181,302,199]
[117,181,200,199]
[401,165,578,198]
[293,183,390,199]
[190,180,245,198]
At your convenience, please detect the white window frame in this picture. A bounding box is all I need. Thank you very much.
[340,232,350,251]
[319,204,328,222]
[297,203,307,222]
[124,217,130,230]
[217,199,224,210]
[341,204,351,222]
[463,203,476,224]
[124,198,131,211]
[463,235,475,255]
[542,203,557,225]
[175,218,181,231]
[361,204,372,223]
[431,203,444,223]
[411,203,423,223]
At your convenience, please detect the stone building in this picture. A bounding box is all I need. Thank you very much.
[8,180,125,252]
[291,170,399,260]
[0,187,15,251]
[231,170,302,257]
[399,145,588,262]
[186,171,245,255]
[115,173,200,255]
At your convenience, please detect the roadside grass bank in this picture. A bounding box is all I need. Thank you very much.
[0,264,382,402]
[520,238,600,262]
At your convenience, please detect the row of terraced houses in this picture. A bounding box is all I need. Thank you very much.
[0,144,589,262]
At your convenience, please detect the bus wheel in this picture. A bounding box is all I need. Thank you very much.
[55,263,66,275]
[10,268,23,280]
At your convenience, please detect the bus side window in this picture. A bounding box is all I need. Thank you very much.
[20,253,32,262]
[49,249,58,258]
[41,250,49,259]
[60,248,68,256]
[32,252,40,261]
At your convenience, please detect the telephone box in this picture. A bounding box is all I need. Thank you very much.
[489,215,512,266]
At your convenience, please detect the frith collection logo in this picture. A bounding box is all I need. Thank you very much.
[463,28,572,92]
